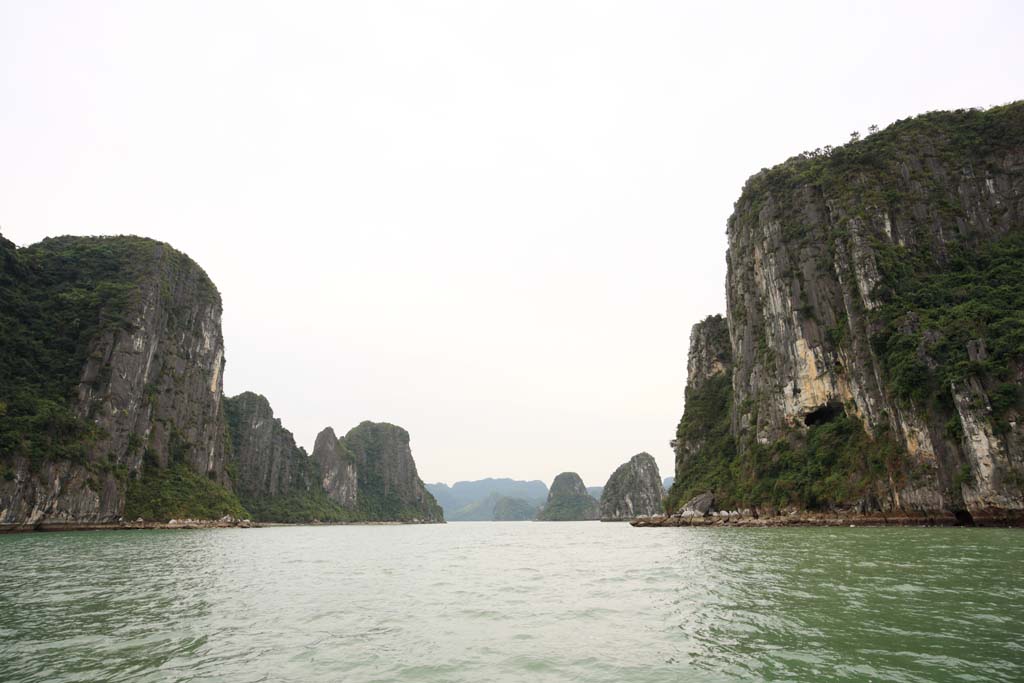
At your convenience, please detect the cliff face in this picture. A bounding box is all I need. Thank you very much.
[671,316,732,479]
[223,392,355,522]
[666,316,735,513]
[0,235,240,528]
[599,453,663,521]
[310,427,358,508]
[672,103,1024,523]
[221,402,439,522]
[220,399,442,522]
[340,421,444,522]
[536,472,599,521]
[225,392,313,500]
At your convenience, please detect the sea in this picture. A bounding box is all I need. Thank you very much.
[1,522,1021,682]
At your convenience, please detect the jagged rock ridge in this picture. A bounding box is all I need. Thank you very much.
[225,397,441,523]
[225,392,316,503]
[313,421,443,522]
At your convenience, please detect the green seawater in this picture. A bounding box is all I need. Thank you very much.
[0,523,1021,682]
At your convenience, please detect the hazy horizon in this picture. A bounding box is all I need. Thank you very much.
[2,1,1022,488]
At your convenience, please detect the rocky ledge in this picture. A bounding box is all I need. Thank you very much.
[0,515,257,534]
[633,493,1024,528]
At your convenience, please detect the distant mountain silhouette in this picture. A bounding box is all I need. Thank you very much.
[426,478,548,520]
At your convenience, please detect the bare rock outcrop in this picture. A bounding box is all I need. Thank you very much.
[599,453,663,520]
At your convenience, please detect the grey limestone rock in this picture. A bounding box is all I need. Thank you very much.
[599,453,664,520]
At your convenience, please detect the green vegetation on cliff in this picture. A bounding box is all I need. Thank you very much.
[345,421,444,522]
[125,461,248,521]
[668,373,904,511]
[537,472,599,521]
[0,235,152,403]
[743,102,1024,205]
[492,496,538,521]
[536,495,599,521]
[872,230,1024,424]
[666,372,735,512]
[672,414,902,512]
[240,490,361,524]
[1,233,245,524]
[0,235,151,469]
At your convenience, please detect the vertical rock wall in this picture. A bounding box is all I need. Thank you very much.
[599,453,663,520]
[1,238,233,527]
[722,105,1024,519]
[310,427,358,508]
[224,392,318,504]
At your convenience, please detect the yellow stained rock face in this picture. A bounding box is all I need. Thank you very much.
[896,410,937,463]
[780,338,856,424]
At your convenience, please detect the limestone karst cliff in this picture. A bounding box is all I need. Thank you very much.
[599,453,664,521]
[536,472,599,521]
[311,421,444,523]
[668,102,1024,524]
[0,234,442,528]
[0,235,243,528]
[224,393,348,522]
[667,315,732,510]
[310,427,358,509]
[225,392,316,505]
[224,397,441,523]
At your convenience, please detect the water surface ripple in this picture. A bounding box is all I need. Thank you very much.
[1,524,1021,682]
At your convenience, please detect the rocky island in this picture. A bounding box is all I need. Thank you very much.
[536,472,600,521]
[646,103,1024,528]
[599,453,664,521]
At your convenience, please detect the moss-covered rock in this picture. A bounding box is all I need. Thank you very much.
[492,496,538,521]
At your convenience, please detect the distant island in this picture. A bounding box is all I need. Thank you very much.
[536,472,600,521]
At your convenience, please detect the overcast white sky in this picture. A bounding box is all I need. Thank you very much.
[1,1,1021,487]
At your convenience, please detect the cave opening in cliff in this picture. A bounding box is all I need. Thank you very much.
[803,402,844,427]
[954,509,975,526]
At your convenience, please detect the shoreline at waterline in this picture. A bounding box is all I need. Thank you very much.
[0,518,445,534]
[631,510,1024,528]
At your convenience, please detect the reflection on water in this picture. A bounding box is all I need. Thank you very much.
[1,524,1021,682]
